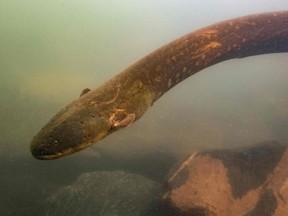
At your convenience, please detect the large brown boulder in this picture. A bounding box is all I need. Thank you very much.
[163,141,288,216]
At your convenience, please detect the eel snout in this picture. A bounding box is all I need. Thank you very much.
[30,119,84,160]
[30,109,112,160]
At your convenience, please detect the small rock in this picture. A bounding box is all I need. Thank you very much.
[45,171,162,216]
[163,141,288,216]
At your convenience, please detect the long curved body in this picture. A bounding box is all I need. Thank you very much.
[31,11,288,159]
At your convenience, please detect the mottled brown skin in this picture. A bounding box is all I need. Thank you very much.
[31,11,288,159]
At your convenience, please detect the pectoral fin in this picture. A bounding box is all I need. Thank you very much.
[79,88,91,97]
[112,114,135,129]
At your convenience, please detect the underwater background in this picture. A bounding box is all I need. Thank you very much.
[1,1,288,215]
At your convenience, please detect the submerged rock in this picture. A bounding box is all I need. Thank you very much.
[45,171,163,216]
[163,141,288,216]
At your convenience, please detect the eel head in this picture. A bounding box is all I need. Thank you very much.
[30,81,152,160]
[30,106,113,160]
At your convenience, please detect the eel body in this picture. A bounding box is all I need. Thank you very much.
[31,11,288,159]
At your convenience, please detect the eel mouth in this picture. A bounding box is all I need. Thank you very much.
[31,153,63,160]
[30,129,103,160]
[30,134,96,160]
[30,145,75,160]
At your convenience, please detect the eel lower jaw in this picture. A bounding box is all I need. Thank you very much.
[33,154,63,160]
[30,139,101,160]
[30,146,77,160]
[31,150,72,160]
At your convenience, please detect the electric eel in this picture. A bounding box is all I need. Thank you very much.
[31,11,288,160]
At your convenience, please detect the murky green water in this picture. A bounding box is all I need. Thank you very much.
[1,1,288,215]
